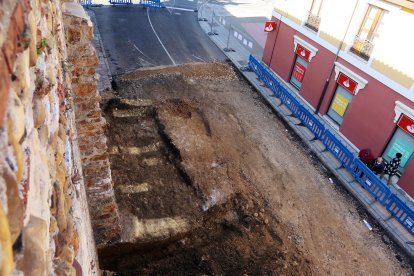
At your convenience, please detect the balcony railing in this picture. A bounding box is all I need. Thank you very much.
[350,35,374,61]
[304,12,321,32]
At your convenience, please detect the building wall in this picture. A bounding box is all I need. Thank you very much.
[269,0,414,95]
[263,0,414,195]
[293,34,333,108]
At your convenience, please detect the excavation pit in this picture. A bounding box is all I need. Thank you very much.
[99,63,411,275]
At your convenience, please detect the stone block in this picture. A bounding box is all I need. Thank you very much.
[33,98,46,128]
[3,165,23,243]
[34,76,51,98]
[14,50,31,96]
[8,91,26,142]
[23,215,48,275]
[49,215,58,236]
[72,230,79,255]
[73,66,96,77]
[54,258,76,276]
[70,54,99,67]
[67,28,81,43]
[54,182,67,233]
[73,83,97,97]
[27,11,38,66]
[0,53,10,128]
[2,23,17,72]
[0,204,13,276]
[38,124,49,146]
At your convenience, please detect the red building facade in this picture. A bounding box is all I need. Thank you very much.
[263,0,414,196]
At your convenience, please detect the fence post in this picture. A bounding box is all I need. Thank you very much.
[208,11,217,36]
[224,24,235,52]
[198,0,208,21]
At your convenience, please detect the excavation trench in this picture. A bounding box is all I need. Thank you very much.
[98,63,312,275]
[98,62,410,275]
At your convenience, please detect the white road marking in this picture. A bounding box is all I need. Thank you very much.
[128,40,146,57]
[147,9,177,65]
[192,54,205,62]
[164,6,195,12]
[128,40,154,66]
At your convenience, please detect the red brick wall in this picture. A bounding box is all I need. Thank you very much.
[64,4,121,246]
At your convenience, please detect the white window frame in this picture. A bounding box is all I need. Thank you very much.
[334,62,368,95]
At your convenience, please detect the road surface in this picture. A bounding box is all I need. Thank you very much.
[91,3,226,75]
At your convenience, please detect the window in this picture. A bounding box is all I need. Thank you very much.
[290,55,308,89]
[383,128,414,173]
[289,44,312,90]
[305,0,324,31]
[350,5,385,60]
[327,85,353,125]
[310,0,324,16]
[383,115,414,174]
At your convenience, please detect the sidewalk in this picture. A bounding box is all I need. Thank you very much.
[198,2,414,258]
[88,9,112,93]
[198,0,273,59]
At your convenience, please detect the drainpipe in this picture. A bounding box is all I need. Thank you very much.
[314,0,359,114]
[268,11,285,66]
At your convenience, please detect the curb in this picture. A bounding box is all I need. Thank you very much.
[87,9,113,93]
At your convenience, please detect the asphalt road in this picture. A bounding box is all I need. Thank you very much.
[92,4,226,75]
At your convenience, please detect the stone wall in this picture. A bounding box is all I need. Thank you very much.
[63,3,121,247]
[0,0,117,274]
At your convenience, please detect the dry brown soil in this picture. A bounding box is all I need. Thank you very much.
[100,63,412,275]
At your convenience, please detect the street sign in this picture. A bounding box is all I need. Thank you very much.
[264,21,276,32]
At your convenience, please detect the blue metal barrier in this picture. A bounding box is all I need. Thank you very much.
[249,55,264,80]
[279,87,302,117]
[298,106,325,140]
[141,0,162,8]
[109,0,132,4]
[352,159,391,205]
[248,54,414,237]
[80,0,92,7]
[322,130,354,170]
[386,194,414,235]
[269,75,283,98]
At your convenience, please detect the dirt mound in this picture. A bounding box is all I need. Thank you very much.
[120,62,236,81]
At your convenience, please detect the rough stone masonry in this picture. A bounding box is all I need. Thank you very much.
[0,0,120,274]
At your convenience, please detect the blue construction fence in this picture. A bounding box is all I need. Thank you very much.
[141,0,162,8]
[109,0,132,4]
[80,0,162,7]
[248,54,414,237]
[80,0,92,7]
